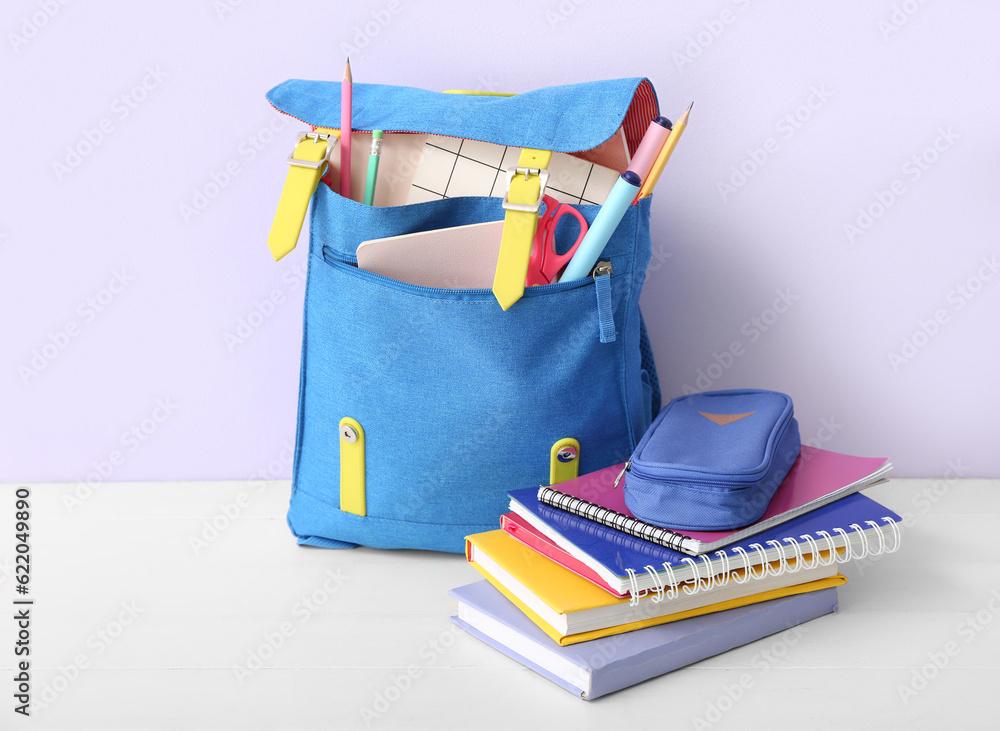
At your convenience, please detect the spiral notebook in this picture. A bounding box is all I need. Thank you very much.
[538,446,892,555]
[465,528,844,645]
[507,487,902,599]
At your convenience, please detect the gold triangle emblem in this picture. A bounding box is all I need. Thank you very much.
[698,410,757,426]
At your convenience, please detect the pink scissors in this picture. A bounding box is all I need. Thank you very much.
[526,195,589,286]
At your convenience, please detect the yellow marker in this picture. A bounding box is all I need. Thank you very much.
[549,438,581,484]
[267,128,340,261]
[339,417,366,516]
[493,148,552,310]
[637,102,692,199]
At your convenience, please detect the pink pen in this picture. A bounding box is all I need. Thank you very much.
[340,58,353,199]
[626,115,672,185]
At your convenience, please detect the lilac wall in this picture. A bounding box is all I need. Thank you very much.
[2,0,997,481]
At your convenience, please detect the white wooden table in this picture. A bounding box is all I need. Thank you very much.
[1,479,997,730]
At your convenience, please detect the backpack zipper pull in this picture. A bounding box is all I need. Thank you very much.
[593,261,616,343]
[613,460,631,489]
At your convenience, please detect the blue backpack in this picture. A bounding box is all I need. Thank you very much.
[266,77,663,552]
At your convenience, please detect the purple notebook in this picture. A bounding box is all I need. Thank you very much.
[508,487,901,597]
[450,580,839,700]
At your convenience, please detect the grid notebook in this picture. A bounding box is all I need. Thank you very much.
[407,135,621,206]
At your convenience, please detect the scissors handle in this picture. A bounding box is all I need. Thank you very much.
[526,197,589,286]
[540,201,588,284]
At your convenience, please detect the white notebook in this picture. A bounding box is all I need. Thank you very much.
[356,220,504,289]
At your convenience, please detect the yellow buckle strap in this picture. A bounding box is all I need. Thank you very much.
[492,148,552,310]
[266,128,340,261]
[339,417,366,516]
[550,438,580,484]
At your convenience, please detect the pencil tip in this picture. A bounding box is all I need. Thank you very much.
[676,102,693,125]
[688,101,694,110]
[344,58,352,82]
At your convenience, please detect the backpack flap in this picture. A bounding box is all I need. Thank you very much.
[266,77,658,156]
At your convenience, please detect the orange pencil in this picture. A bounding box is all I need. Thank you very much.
[637,102,692,199]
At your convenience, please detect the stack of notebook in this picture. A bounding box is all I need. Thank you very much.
[449,446,901,699]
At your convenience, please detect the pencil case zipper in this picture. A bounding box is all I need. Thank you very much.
[617,416,796,487]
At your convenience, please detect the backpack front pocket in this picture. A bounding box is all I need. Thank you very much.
[288,246,634,550]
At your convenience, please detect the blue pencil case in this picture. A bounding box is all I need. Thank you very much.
[622,389,801,531]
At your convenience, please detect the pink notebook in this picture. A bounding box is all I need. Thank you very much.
[500,513,628,598]
[535,446,891,555]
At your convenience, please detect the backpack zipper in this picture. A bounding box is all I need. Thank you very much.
[593,261,615,343]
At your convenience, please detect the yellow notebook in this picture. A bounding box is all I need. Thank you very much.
[466,530,847,646]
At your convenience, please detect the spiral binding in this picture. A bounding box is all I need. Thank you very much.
[618,516,901,604]
[538,486,692,551]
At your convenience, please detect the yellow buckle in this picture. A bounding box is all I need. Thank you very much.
[492,148,553,310]
[266,128,340,262]
[501,166,549,213]
[286,131,336,169]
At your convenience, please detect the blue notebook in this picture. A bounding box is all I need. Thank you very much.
[450,579,839,700]
[507,487,901,597]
